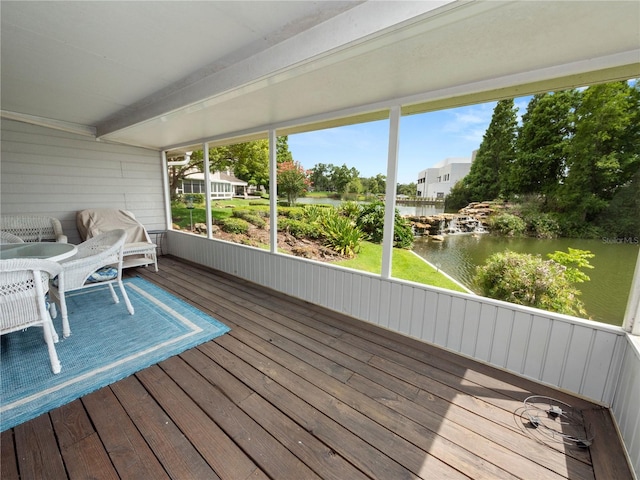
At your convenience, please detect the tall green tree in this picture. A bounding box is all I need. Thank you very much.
[276,136,293,163]
[560,81,640,221]
[396,182,416,196]
[362,174,386,195]
[595,157,640,237]
[511,90,578,197]
[209,140,270,189]
[310,163,333,191]
[331,164,359,195]
[463,99,518,200]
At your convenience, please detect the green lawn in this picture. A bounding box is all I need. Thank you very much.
[172,199,269,228]
[332,241,468,293]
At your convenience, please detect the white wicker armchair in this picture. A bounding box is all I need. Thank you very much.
[0,231,25,244]
[0,258,64,374]
[49,229,134,338]
[0,215,67,243]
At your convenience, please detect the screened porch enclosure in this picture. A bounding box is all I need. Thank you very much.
[1,1,639,477]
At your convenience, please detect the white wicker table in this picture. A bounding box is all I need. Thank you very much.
[0,242,77,262]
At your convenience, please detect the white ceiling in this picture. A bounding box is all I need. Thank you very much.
[2,1,639,152]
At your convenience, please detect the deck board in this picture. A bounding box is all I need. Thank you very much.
[2,256,633,479]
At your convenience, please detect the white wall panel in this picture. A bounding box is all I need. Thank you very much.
[1,119,165,243]
[408,288,426,339]
[447,296,466,351]
[490,309,515,368]
[524,316,551,379]
[612,338,640,476]
[506,311,530,373]
[562,326,595,393]
[460,299,481,357]
[388,283,402,332]
[434,293,452,347]
[475,303,497,362]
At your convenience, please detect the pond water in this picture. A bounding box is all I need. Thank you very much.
[297,197,637,325]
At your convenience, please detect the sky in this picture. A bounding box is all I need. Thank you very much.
[288,97,530,185]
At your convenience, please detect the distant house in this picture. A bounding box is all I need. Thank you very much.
[179,171,248,200]
[416,153,475,198]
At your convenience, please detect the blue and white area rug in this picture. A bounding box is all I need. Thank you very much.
[1,277,230,431]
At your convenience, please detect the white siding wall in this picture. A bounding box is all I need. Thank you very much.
[167,231,628,404]
[612,337,640,475]
[1,120,165,244]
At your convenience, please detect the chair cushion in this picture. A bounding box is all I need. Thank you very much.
[86,266,118,283]
[52,266,118,287]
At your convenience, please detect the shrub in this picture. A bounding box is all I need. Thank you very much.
[525,212,561,239]
[303,204,329,223]
[474,250,586,317]
[338,201,361,220]
[220,217,250,234]
[278,206,306,220]
[356,200,414,248]
[488,213,526,236]
[278,218,321,239]
[393,217,415,249]
[232,209,266,228]
[320,213,362,257]
[357,201,386,243]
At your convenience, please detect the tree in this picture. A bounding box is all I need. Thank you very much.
[396,182,416,196]
[595,165,640,237]
[331,164,359,195]
[276,136,293,163]
[345,177,363,195]
[209,140,270,190]
[511,91,578,198]
[362,174,386,195]
[444,180,472,212]
[560,81,640,222]
[463,99,518,200]
[310,163,333,191]
[277,161,311,205]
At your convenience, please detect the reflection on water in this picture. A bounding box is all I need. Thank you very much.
[413,235,638,326]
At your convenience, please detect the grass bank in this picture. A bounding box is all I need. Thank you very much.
[332,241,468,293]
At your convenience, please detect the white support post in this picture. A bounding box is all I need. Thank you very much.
[623,248,640,335]
[161,151,172,230]
[269,130,278,253]
[203,142,213,239]
[381,106,401,280]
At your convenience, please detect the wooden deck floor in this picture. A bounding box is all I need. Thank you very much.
[1,256,633,479]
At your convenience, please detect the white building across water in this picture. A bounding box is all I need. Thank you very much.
[416,153,475,198]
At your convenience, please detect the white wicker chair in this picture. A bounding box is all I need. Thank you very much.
[0,258,64,374]
[0,215,67,243]
[49,229,134,338]
[0,231,25,244]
